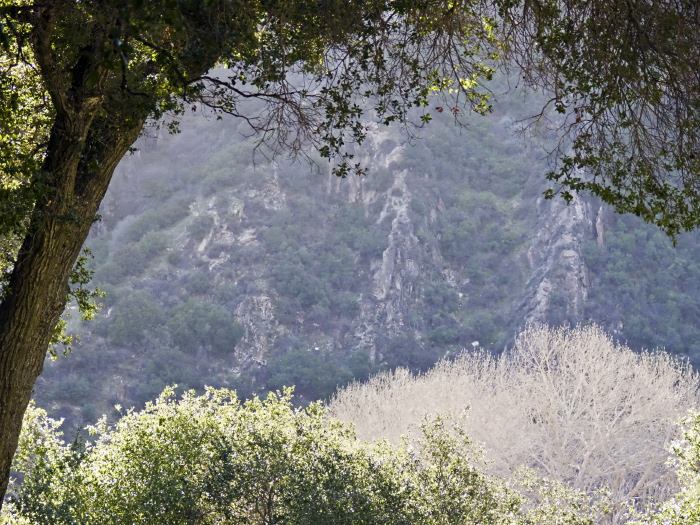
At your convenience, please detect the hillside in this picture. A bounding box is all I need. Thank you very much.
[33,96,700,431]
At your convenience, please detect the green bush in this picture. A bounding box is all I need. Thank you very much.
[50,374,92,402]
[185,271,212,295]
[214,282,239,305]
[124,195,193,242]
[159,195,195,227]
[137,231,169,258]
[107,233,169,280]
[329,291,360,318]
[380,333,442,373]
[270,261,328,309]
[124,209,161,242]
[187,214,214,242]
[266,349,353,400]
[93,261,126,285]
[166,299,244,357]
[425,325,460,347]
[141,178,175,202]
[166,249,183,266]
[108,290,164,345]
[7,390,551,525]
[111,243,149,277]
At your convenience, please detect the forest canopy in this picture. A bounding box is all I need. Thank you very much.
[0,387,600,525]
[3,0,700,515]
[4,328,700,525]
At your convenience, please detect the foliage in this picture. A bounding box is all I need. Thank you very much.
[381,332,444,374]
[124,196,194,243]
[185,270,213,295]
[498,0,700,238]
[167,299,244,357]
[0,51,50,275]
[187,215,215,242]
[623,412,700,525]
[265,349,353,401]
[108,290,164,345]
[666,415,700,522]
[581,214,700,365]
[49,248,106,356]
[4,388,558,525]
[0,0,503,501]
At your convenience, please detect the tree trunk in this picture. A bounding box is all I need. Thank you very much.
[0,107,148,499]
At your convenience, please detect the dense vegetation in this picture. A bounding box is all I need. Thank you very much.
[2,388,575,525]
[0,0,503,496]
[582,216,700,357]
[4,0,700,518]
[5,327,700,524]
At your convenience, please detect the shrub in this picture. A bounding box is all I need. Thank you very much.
[93,261,126,285]
[270,261,328,309]
[380,332,441,373]
[137,231,169,258]
[185,271,212,295]
[108,290,164,345]
[265,349,353,401]
[159,195,194,228]
[166,299,244,357]
[123,208,161,242]
[187,214,214,242]
[122,195,194,243]
[214,282,239,305]
[111,243,149,277]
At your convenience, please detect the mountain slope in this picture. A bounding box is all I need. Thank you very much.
[34,101,700,431]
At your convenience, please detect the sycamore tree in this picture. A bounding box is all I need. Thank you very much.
[0,0,500,502]
[330,325,700,521]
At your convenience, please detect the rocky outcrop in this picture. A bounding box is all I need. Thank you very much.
[234,295,276,363]
[335,134,428,359]
[523,193,596,325]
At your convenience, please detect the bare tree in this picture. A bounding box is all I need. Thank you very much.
[329,325,699,520]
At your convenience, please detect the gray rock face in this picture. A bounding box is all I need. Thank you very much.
[524,193,596,325]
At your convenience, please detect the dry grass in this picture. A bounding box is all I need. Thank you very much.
[328,325,700,515]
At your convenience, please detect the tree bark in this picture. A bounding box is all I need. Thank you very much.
[0,106,148,499]
[0,0,158,500]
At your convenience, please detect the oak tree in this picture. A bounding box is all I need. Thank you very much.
[0,0,497,502]
[3,388,587,525]
[497,0,700,238]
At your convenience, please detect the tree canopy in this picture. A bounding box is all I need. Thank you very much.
[2,387,597,525]
[3,0,700,513]
[497,0,700,238]
[330,325,700,520]
[0,0,499,503]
